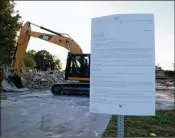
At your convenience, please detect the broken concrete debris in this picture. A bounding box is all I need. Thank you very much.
[23,70,74,89]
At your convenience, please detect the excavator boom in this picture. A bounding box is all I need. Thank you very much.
[13,21,83,72]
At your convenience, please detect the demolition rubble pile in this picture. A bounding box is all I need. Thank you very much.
[23,70,74,89]
[1,69,75,91]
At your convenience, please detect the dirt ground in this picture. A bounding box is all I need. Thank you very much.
[1,89,174,137]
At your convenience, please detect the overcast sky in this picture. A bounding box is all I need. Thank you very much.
[15,1,174,70]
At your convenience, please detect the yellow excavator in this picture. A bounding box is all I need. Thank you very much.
[10,21,90,95]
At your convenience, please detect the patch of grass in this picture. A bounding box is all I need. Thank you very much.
[103,110,175,137]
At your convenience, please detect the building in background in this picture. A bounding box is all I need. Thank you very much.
[156,67,169,84]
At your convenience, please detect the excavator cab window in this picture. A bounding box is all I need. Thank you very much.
[65,52,90,81]
[69,56,82,75]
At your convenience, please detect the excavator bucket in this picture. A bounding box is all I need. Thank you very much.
[10,74,25,89]
[1,68,29,92]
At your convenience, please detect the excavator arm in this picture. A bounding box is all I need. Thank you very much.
[13,21,83,74]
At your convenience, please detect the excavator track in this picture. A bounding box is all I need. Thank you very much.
[51,82,90,96]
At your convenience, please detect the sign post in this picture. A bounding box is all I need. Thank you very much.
[117,115,124,138]
[90,13,155,137]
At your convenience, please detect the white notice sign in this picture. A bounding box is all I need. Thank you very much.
[90,14,155,116]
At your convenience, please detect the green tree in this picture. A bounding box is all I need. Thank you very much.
[34,50,62,71]
[27,50,36,57]
[164,70,175,78]
[52,55,62,71]
[24,52,36,69]
[0,0,22,66]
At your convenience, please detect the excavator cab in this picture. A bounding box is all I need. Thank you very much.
[65,52,90,82]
